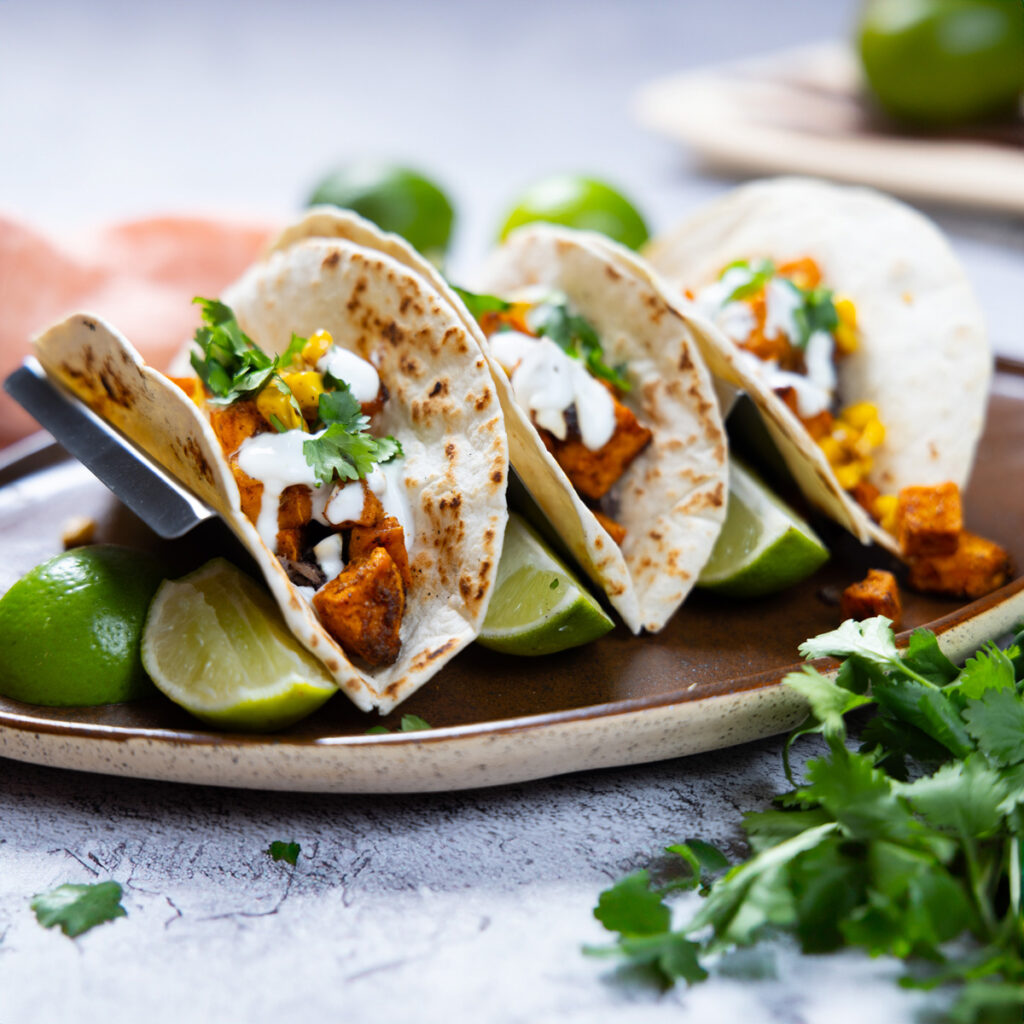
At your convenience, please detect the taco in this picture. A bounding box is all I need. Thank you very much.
[32,216,509,714]
[647,178,1005,595]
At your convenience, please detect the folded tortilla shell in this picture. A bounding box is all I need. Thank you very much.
[646,177,991,554]
[34,225,509,714]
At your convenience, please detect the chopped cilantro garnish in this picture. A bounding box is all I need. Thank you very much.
[364,714,432,735]
[190,298,277,404]
[528,298,631,393]
[720,258,776,302]
[587,617,1024,1020]
[267,841,301,865]
[302,386,402,487]
[31,881,126,938]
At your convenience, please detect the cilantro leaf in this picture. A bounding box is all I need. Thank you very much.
[451,286,511,319]
[594,871,670,937]
[190,297,276,404]
[664,839,730,891]
[720,259,776,303]
[900,755,1010,839]
[585,930,708,986]
[31,881,126,937]
[902,628,959,687]
[870,675,975,760]
[951,643,1018,701]
[527,299,631,393]
[790,286,839,349]
[798,616,899,668]
[963,687,1024,767]
[399,714,431,732]
[267,841,301,865]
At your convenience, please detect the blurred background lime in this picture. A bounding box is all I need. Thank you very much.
[858,0,1024,125]
[498,175,650,250]
[0,546,165,706]
[307,162,455,264]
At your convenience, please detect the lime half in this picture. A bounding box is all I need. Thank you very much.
[697,458,829,598]
[477,513,614,656]
[142,559,336,732]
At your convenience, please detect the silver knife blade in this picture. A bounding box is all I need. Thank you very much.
[4,357,215,539]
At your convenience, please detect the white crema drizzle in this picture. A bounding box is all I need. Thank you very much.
[317,345,380,404]
[695,272,836,419]
[490,330,616,450]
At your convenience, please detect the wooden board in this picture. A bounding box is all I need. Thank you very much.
[635,44,1024,215]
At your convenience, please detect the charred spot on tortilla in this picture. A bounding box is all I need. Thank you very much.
[82,318,97,332]
[428,378,448,398]
[322,251,341,270]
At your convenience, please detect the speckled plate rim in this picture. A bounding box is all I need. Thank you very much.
[1,577,1022,793]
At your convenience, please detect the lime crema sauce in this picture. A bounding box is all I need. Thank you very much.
[489,330,616,450]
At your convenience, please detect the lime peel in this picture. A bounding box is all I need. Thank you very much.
[697,458,829,598]
[477,513,614,656]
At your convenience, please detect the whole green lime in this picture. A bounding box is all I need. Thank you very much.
[499,175,650,250]
[0,546,166,706]
[307,163,455,263]
[858,0,1024,125]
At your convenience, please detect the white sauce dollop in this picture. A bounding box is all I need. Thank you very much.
[317,346,380,404]
[490,331,616,451]
[313,534,345,582]
[763,278,802,342]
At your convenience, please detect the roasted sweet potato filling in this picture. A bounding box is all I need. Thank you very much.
[540,394,652,502]
[908,531,1013,601]
[312,546,405,666]
[897,482,962,558]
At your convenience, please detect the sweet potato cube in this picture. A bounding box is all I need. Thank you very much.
[593,509,627,546]
[230,462,264,523]
[349,515,412,590]
[275,527,305,562]
[908,531,1013,600]
[897,483,962,558]
[278,485,312,530]
[840,569,902,627]
[543,395,652,500]
[167,375,203,404]
[313,546,405,666]
[209,400,265,457]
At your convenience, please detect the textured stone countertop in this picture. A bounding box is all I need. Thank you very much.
[1,2,1021,1022]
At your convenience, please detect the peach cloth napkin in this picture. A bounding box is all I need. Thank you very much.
[0,213,281,450]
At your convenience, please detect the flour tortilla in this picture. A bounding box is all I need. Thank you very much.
[261,212,728,633]
[646,177,991,554]
[33,223,509,714]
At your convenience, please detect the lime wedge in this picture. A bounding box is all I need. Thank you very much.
[477,513,614,655]
[697,458,829,598]
[141,559,336,732]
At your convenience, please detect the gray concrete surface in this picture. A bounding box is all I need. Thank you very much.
[1,2,1020,1021]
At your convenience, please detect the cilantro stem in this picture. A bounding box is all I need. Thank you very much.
[964,835,1001,941]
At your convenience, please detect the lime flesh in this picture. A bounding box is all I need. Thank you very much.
[477,513,614,656]
[141,559,336,732]
[697,458,829,598]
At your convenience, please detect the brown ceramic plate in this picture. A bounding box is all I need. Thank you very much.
[1,362,1023,793]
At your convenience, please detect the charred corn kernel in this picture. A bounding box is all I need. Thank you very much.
[818,435,843,464]
[842,402,877,430]
[282,371,325,418]
[301,329,333,367]
[256,382,304,432]
[874,493,899,534]
[833,299,859,354]
[834,463,863,491]
[854,418,886,456]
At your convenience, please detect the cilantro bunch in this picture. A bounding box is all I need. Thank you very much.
[453,286,631,392]
[588,617,1024,1022]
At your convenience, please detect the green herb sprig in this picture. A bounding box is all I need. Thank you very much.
[31,881,126,938]
[453,286,630,392]
[587,617,1024,1021]
[302,388,402,488]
